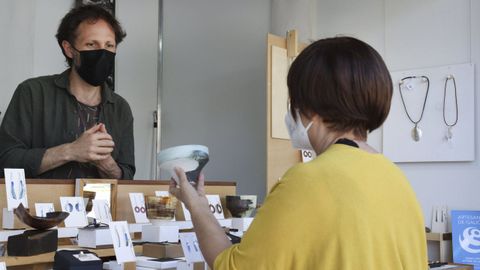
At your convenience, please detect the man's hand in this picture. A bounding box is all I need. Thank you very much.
[68,124,114,162]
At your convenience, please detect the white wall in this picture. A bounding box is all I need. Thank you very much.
[116,0,159,180]
[162,0,270,198]
[271,0,480,259]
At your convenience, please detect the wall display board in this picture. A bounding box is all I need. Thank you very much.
[383,63,474,162]
[266,31,308,193]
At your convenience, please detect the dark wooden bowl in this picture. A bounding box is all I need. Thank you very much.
[226,196,253,218]
[14,203,69,230]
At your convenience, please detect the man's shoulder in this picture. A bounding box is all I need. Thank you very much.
[17,73,66,92]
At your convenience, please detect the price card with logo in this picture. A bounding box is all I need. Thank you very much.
[451,210,480,269]
[4,168,28,210]
[129,193,149,223]
[35,203,55,218]
[109,221,136,263]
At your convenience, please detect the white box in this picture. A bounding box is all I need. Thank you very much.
[136,256,179,269]
[2,208,25,229]
[231,217,253,232]
[78,227,113,248]
[141,225,179,243]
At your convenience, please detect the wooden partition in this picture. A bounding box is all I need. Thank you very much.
[0,179,236,226]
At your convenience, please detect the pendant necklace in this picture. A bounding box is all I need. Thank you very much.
[398,76,430,142]
[443,75,458,141]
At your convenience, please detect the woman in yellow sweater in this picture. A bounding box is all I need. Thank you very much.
[170,36,428,269]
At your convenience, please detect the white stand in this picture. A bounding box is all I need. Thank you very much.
[141,225,179,243]
[78,227,113,248]
[231,217,253,232]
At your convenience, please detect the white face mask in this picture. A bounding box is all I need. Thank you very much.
[284,110,314,150]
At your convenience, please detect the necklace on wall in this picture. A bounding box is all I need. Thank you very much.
[398,76,430,142]
[443,74,458,141]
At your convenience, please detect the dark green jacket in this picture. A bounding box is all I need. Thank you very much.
[0,70,135,179]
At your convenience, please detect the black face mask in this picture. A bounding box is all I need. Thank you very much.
[73,48,115,87]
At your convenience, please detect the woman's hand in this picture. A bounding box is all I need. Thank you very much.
[169,167,208,211]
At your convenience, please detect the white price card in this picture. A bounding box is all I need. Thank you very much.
[206,195,224,220]
[0,261,6,270]
[109,221,136,263]
[129,193,149,223]
[301,150,316,163]
[35,203,55,218]
[179,232,204,263]
[93,199,112,224]
[4,168,28,210]
[60,197,88,227]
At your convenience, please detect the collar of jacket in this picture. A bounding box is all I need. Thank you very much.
[53,69,115,105]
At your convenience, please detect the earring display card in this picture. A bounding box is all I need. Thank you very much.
[35,203,55,218]
[128,193,149,224]
[431,206,448,233]
[301,150,316,163]
[206,195,224,220]
[60,197,88,227]
[93,199,112,224]
[108,221,136,263]
[179,232,204,264]
[4,168,28,210]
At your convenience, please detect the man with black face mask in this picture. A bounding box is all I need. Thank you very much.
[0,5,135,179]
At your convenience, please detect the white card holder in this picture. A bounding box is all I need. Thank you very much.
[179,232,204,264]
[128,193,149,224]
[431,205,448,233]
[92,199,112,224]
[4,168,28,210]
[109,221,136,264]
[60,197,88,228]
[35,203,55,218]
[205,195,224,220]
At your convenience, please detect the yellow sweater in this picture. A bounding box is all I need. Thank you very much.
[215,144,427,270]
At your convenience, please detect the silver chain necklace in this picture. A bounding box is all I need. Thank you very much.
[398,76,430,142]
[443,75,458,141]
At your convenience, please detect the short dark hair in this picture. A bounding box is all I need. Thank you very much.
[56,5,126,66]
[287,36,392,139]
